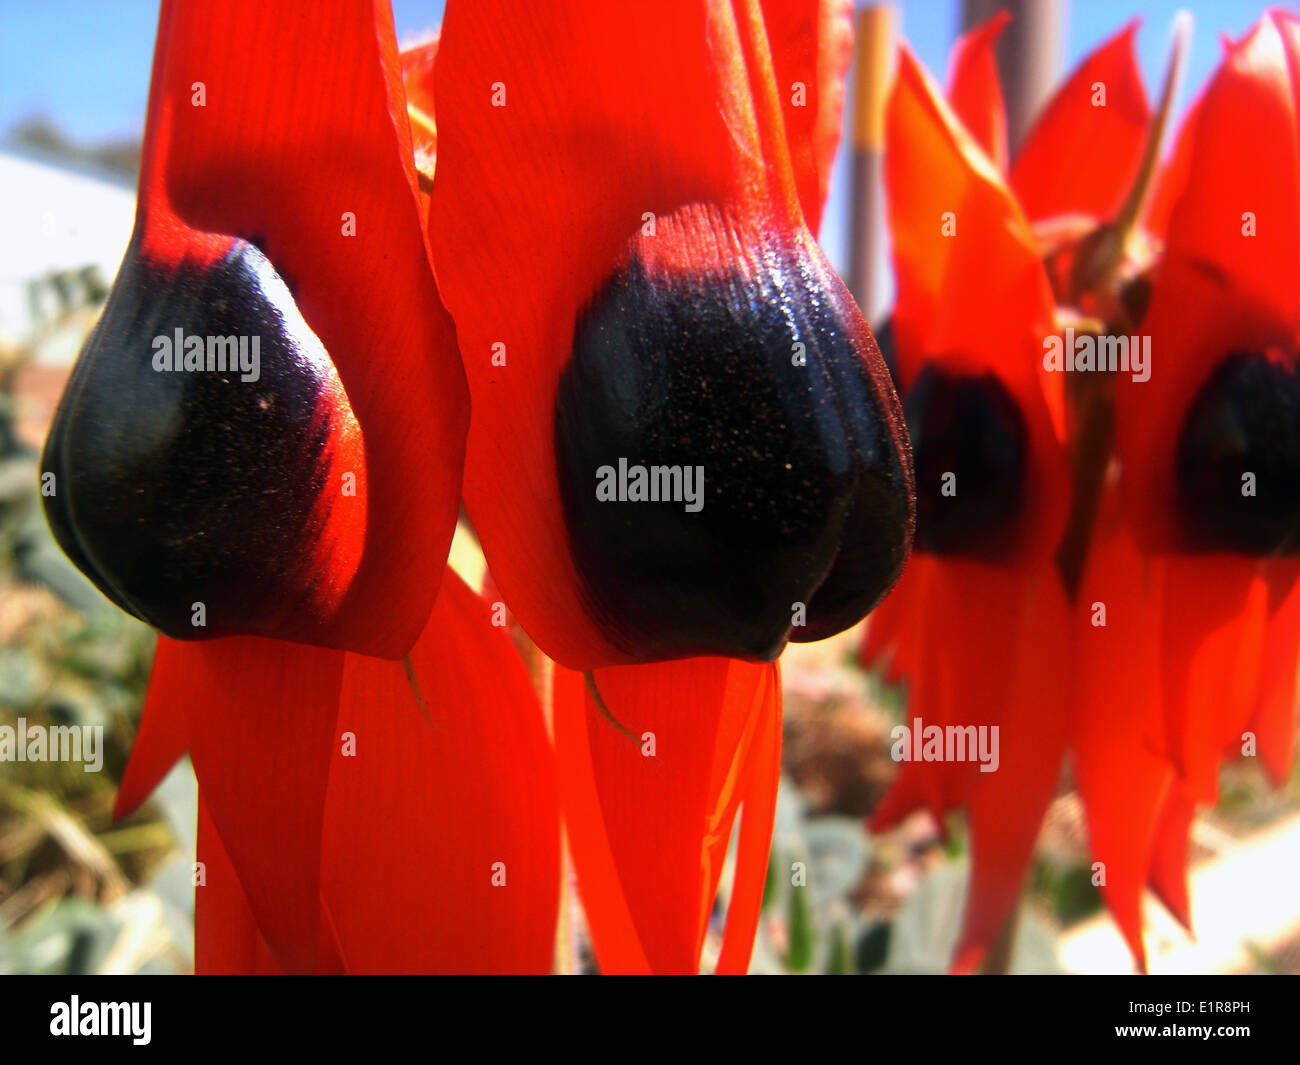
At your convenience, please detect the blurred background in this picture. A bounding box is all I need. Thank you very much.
[1,0,1297,974]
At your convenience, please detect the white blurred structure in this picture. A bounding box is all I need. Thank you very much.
[0,147,136,361]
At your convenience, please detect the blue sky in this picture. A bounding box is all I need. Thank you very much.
[0,0,1275,287]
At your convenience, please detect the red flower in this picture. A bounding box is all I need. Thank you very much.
[419,0,907,973]
[866,11,1300,971]
[52,0,557,974]
[47,0,911,975]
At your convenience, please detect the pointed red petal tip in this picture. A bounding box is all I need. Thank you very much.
[113,637,190,822]
[429,0,912,671]
[555,657,781,973]
[42,0,468,659]
[946,10,1011,171]
[1010,20,1150,223]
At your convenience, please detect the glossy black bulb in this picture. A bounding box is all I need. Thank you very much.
[554,239,914,662]
[903,362,1026,557]
[1176,350,1300,555]
[42,237,352,638]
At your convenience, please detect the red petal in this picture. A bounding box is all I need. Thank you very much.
[945,11,1010,172]
[1253,563,1300,784]
[1009,21,1149,223]
[1069,524,1171,973]
[1148,786,1194,931]
[321,573,560,974]
[1160,12,1300,330]
[184,638,345,973]
[716,664,783,974]
[195,797,280,975]
[552,667,649,973]
[1158,558,1267,805]
[114,637,190,821]
[761,0,855,232]
[555,657,780,973]
[135,0,467,657]
[948,570,1070,972]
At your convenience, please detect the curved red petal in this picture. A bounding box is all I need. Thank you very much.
[556,657,780,973]
[1148,786,1195,931]
[113,637,190,821]
[321,573,560,974]
[716,665,783,974]
[184,638,345,973]
[946,11,1010,172]
[195,797,281,975]
[552,667,650,973]
[761,0,855,232]
[947,571,1069,972]
[1009,21,1149,223]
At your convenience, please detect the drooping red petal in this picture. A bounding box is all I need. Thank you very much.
[1157,558,1267,806]
[950,571,1070,973]
[760,0,855,233]
[1148,785,1195,931]
[321,572,559,974]
[183,638,345,973]
[1069,518,1171,972]
[1009,21,1149,223]
[1253,563,1300,784]
[113,637,191,821]
[429,0,907,669]
[195,797,280,975]
[715,664,783,974]
[945,10,1010,172]
[552,667,649,973]
[554,657,781,973]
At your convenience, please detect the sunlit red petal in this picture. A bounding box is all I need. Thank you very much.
[1009,21,1149,223]
[555,657,781,973]
[760,0,855,233]
[113,638,191,821]
[946,10,1010,171]
[183,638,345,973]
[321,572,560,974]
